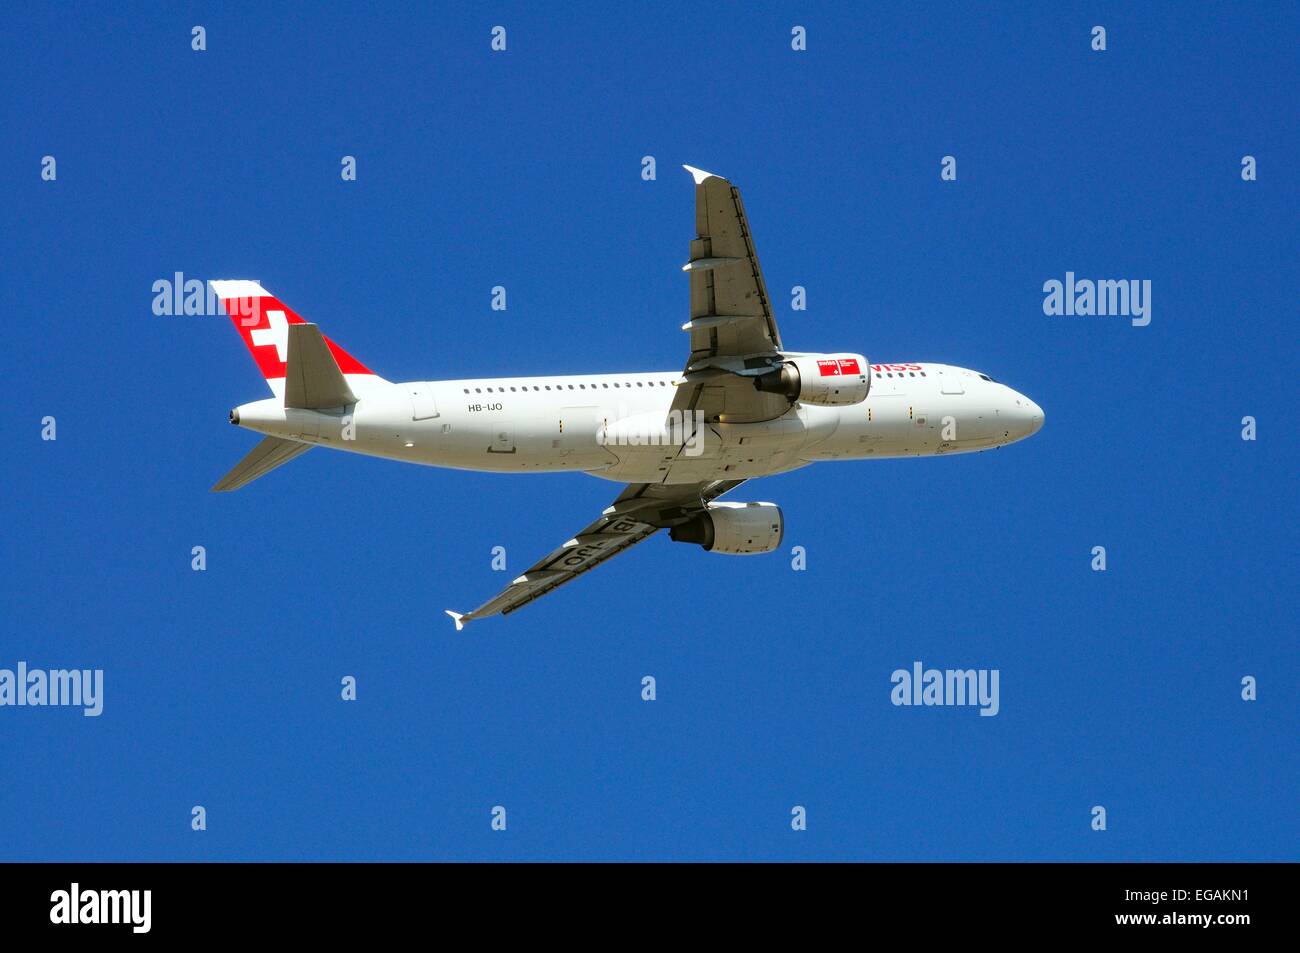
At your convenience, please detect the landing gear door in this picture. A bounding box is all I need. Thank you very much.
[408,383,439,420]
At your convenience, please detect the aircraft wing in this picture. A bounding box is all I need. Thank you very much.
[445,479,746,629]
[673,166,790,424]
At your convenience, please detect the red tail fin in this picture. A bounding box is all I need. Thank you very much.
[210,280,378,387]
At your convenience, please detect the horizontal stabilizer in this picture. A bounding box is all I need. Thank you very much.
[211,436,313,492]
[285,323,357,409]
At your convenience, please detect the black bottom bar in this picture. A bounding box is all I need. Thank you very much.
[0,861,1285,940]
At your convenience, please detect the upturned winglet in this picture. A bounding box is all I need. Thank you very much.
[682,164,721,185]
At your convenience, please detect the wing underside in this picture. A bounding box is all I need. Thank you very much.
[674,166,789,424]
[446,479,745,628]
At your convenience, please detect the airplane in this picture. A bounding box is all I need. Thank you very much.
[210,165,1044,628]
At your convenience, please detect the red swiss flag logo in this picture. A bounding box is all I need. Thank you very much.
[818,358,861,377]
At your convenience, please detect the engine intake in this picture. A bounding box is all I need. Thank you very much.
[669,501,784,555]
[754,353,870,406]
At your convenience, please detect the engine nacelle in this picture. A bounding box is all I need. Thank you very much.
[753,353,870,406]
[668,502,784,555]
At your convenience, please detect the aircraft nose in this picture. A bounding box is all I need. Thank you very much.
[1026,398,1044,435]
[1005,391,1043,440]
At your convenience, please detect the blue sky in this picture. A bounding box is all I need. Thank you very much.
[2,1,1296,860]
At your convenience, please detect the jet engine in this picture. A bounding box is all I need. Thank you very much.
[753,353,870,406]
[669,502,784,555]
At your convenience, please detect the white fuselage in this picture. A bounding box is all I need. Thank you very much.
[231,362,1044,484]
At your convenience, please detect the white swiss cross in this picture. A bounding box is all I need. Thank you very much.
[250,309,289,362]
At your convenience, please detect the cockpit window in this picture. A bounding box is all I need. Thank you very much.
[979,374,998,383]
